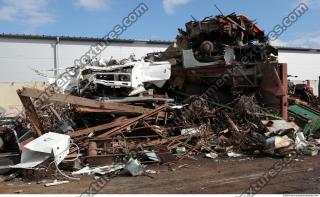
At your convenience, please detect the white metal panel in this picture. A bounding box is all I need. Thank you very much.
[0,38,55,82]
[278,50,320,80]
[278,50,320,96]
[0,38,168,82]
[57,41,167,68]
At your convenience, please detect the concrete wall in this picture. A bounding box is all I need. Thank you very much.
[0,82,46,116]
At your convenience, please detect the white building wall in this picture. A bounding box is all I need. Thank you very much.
[0,38,55,82]
[57,41,167,70]
[0,38,168,83]
[278,50,320,96]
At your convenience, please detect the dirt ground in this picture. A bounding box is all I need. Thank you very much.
[0,155,320,194]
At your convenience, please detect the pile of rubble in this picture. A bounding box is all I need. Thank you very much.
[0,12,319,185]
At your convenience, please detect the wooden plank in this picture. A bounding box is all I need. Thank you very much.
[19,87,152,114]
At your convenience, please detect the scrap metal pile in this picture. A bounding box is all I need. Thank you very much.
[53,54,171,98]
[0,12,319,182]
[146,12,277,65]
[0,90,318,180]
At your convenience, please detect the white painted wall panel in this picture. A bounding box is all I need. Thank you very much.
[278,51,320,80]
[57,41,167,71]
[0,38,168,82]
[278,50,320,96]
[0,38,55,82]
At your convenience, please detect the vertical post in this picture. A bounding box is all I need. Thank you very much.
[54,36,60,79]
[318,76,320,98]
[306,80,310,87]
[279,63,288,120]
[17,90,43,136]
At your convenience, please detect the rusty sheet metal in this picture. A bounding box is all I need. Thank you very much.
[280,63,288,120]
[19,87,152,114]
[85,155,115,167]
[0,126,7,134]
[260,64,285,97]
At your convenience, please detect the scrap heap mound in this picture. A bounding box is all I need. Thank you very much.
[0,12,319,181]
[147,12,277,64]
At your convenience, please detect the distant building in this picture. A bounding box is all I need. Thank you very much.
[278,46,320,96]
[0,34,170,82]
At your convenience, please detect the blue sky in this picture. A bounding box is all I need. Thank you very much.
[0,0,319,48]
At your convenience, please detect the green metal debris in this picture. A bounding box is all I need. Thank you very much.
[288,104,320,134]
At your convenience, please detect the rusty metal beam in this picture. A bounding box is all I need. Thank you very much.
[75,106,120,113]
[67,117,130,138]
[0,126,7,134]
[74,106,138,115]
[260,64,285,97]
[139,131,212,147]
[95,104,168,139]
[280,63,288,120]
[17,90,43,136]
[19,87,152,114]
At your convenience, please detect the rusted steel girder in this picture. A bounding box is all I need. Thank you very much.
[67,117,130,138]
[19,87,152,114]
[74,106,139,115]
[280,63,288,120]
[17,89,43,136]
[95,104,168,139]
[139,131,212,147]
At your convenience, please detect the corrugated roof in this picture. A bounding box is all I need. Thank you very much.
[276,46,320,53]
[1,33,320,52]
[0,33,173,45]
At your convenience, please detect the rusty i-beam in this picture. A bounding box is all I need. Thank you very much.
[18,87,153,114]
[95,104,168,139]
[17,89,43,136]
